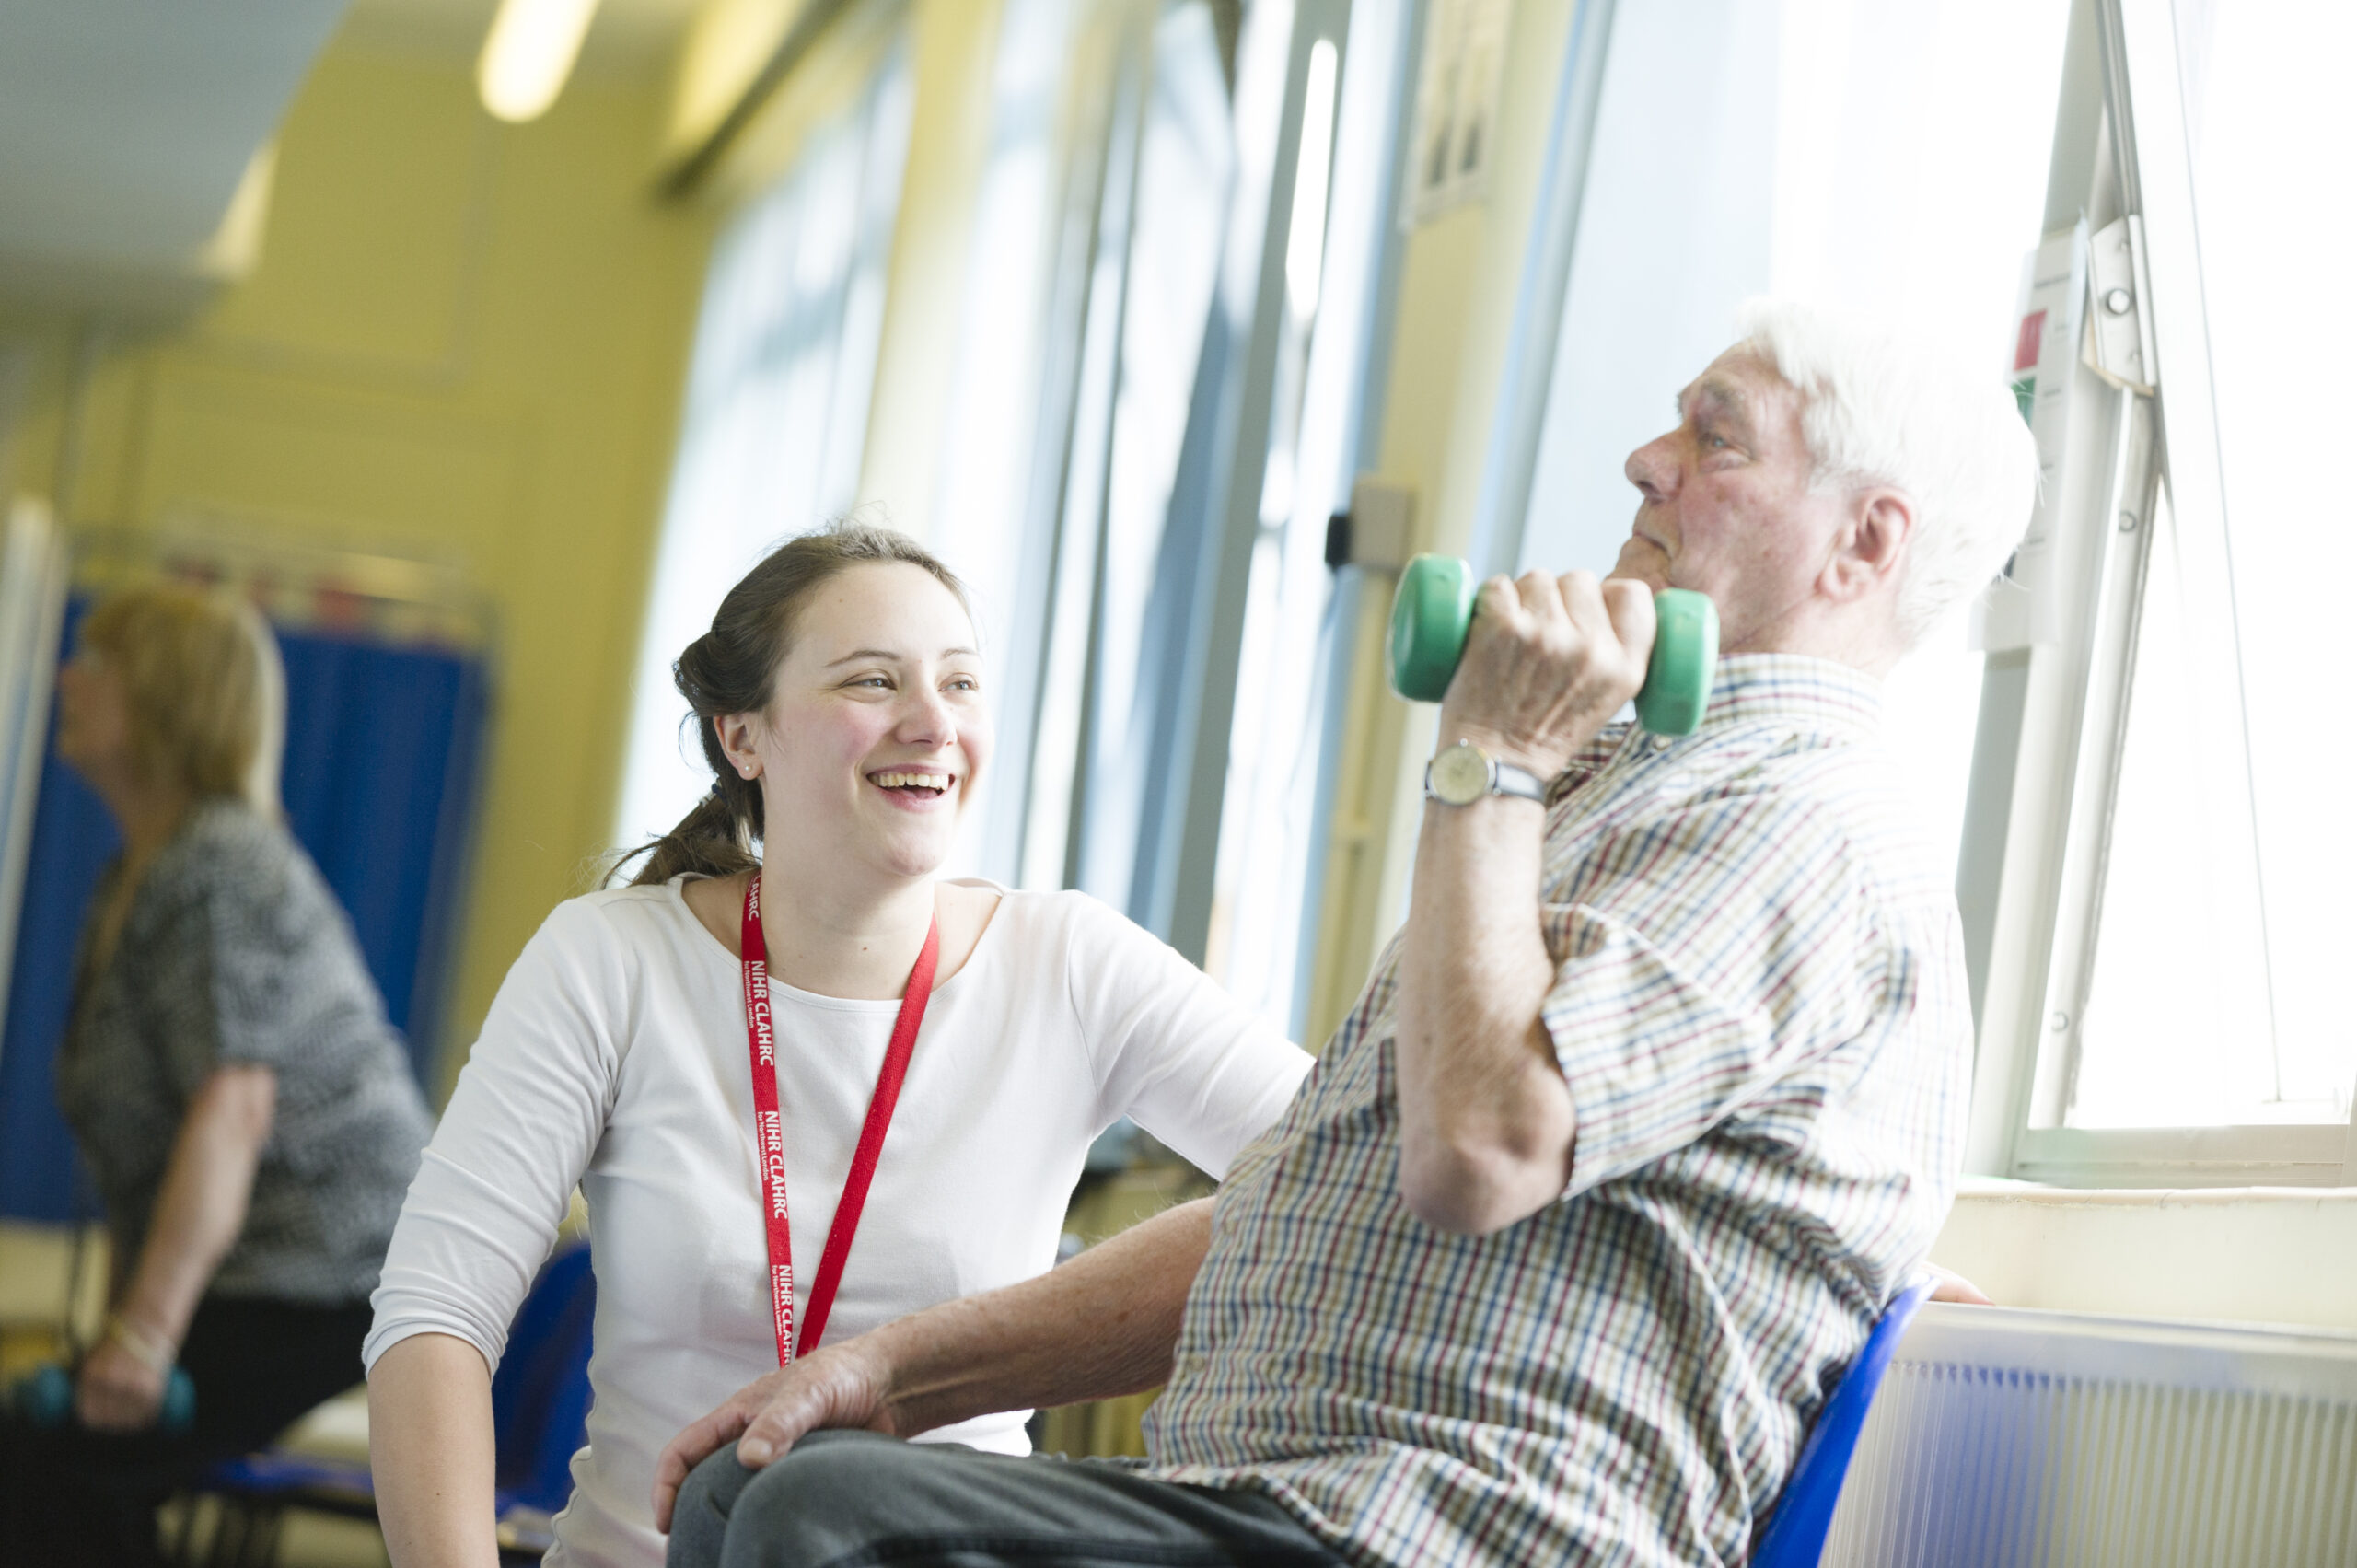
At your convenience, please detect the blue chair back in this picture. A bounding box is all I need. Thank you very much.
[1750,1277,1933,1568]
[489,1241,598,1515]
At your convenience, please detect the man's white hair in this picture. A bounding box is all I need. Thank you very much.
[1737,298,2039,645]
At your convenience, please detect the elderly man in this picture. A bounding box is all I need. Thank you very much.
[655,302,2037,1568]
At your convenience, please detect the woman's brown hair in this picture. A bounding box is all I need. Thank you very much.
[78,583,285,814]
[625,521,971,888]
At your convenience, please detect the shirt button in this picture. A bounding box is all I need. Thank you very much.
[1650,734,1672,752]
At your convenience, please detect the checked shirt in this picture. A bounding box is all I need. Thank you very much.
[1142,655,1970,1567]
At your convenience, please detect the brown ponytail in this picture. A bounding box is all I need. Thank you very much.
[622,520,971,888]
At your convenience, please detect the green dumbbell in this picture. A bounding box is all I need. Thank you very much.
[1387,555,1720,736]
[9,1360,196,1434]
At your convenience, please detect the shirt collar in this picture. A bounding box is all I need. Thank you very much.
[1688,653,1883,741]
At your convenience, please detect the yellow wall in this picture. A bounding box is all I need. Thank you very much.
[2,41,714,1090]
[1303,0,1578,1045]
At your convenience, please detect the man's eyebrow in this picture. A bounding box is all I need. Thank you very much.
[825,646,981,667]
[1679,377,1758,443]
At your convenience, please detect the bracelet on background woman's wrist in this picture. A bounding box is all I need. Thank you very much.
[102,1310,177,1374]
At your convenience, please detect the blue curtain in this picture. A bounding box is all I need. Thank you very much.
[0,602,489,1223]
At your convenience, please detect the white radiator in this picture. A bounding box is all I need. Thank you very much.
[1821,1304,2357,1566]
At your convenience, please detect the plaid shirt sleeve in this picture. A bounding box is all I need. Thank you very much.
[1541,775,1878,1199]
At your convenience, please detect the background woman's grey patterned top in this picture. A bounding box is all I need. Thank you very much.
[55,799,433,1305]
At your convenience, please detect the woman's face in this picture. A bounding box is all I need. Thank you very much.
[725,563,990,888]
[53,645,134,782]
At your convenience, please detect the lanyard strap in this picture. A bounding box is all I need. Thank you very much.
[740,875,938,1365]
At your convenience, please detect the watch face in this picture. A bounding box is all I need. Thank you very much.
[1431,741,1491,805]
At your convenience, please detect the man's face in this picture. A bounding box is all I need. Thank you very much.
[1615,348,1854,654]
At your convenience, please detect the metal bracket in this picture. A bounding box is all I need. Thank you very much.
[1326,476,1415,571]
[2085,215,2157,394]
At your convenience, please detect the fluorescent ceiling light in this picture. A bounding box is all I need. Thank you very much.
[478,0,603,123]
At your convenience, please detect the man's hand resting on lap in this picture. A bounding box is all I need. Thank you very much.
[651,1199,1217,1537]
[652,1340,898,1533]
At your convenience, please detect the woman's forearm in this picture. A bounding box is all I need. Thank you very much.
[119,1063,274,1344]
[369,1332,504,1568]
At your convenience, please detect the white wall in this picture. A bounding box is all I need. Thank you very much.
[1931,1181,2357,1333]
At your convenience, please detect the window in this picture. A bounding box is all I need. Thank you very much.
[613,40,912,854]
[1004,0,1411,1040]
[1969,0,2357,1181]
[1513,0,2069,874]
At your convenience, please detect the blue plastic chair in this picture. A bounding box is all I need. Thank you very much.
[185,1241,596,1565]
[1748,1277,1933,1568]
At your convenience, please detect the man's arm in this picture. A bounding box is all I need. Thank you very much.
[652,1196,1213,1532]
[1394,571,1653,1237]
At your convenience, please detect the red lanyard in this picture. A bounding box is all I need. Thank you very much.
[739,875,938,1365]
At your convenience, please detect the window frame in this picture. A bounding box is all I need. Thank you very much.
[1958,0,2357,1188]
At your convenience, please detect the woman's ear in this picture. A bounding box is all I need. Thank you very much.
[714,712,763,780]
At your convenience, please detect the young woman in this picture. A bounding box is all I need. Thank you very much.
[0,585,431,1568]
[366,524,1311,1568]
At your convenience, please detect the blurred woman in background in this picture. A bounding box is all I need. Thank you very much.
[0,584,433,1567]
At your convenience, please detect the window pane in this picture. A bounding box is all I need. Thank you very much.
[2073,483,2283,1125]
[2069,2,2357,1126]
[1519,0,2068,871]
[612,47,913,854]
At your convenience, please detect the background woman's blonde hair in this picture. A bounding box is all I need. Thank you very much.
[77,583,286,814]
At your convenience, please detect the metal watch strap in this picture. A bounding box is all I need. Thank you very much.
[1484,759,1547,802]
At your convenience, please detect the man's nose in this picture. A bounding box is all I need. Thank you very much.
[1625,433,1679,501]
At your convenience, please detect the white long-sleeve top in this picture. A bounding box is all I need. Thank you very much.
[366,877,1311,1568]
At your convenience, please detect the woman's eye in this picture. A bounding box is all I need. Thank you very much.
[946,677,980,692]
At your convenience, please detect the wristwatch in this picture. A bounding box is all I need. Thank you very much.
[1424,738,1547,807]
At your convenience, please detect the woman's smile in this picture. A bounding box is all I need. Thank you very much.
[866,767,958,807]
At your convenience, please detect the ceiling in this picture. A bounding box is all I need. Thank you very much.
[0,0,349,275]
[0,0,703,319]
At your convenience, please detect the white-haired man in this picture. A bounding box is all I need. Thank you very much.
[654,304,2038,1568]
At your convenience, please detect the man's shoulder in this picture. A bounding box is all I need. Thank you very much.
[1559,726,1945,909]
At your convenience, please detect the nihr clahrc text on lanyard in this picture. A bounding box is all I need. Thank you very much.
[740,874,938,1365]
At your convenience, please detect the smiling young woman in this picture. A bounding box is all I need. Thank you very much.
[361,523,1312,1568]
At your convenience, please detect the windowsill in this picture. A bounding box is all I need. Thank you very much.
[1930,1178,2357,1333]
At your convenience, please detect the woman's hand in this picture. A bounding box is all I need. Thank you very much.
[1437,571,1655,782]
[75,1330,169,1432]
[652,1340,897,1534]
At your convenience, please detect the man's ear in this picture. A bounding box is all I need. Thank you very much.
[1819,488,1914,605]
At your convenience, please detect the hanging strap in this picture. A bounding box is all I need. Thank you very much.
[740,874,938,1364]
